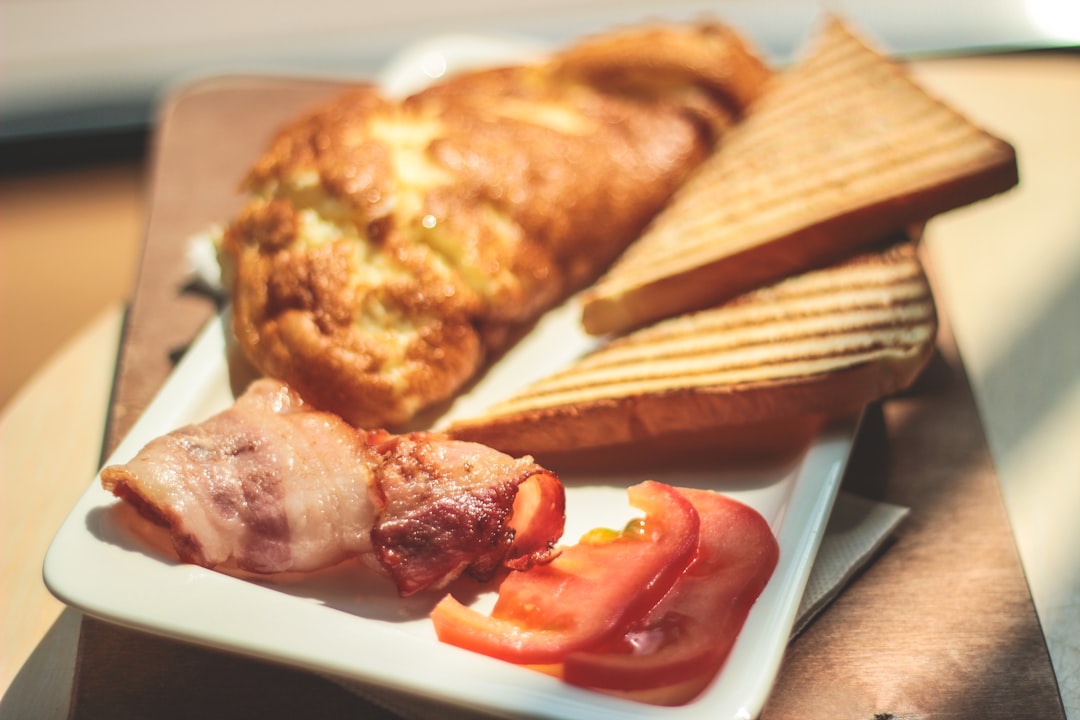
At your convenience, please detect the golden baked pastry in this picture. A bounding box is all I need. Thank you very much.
[220,22,769,428]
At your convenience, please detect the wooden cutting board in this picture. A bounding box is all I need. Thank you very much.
[69,75,1064,720]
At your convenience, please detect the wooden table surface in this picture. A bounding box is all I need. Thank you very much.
[2,52,1078,719]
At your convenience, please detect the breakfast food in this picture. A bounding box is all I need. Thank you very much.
[433,482,700,664]
[91,11,1026,711]
[447,238,937,458]
[431,482,778,705]
[579,15,1019,335]
[218,22,770,429]
[100,378,565,596]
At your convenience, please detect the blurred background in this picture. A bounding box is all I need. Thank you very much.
[4,0,1077,142]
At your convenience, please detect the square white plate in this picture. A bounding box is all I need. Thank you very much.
[44,34,857,720]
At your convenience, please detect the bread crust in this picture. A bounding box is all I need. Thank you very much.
[446,350,932,458]
[447,239,938,457]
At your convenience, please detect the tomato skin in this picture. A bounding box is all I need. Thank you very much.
[560,488,779,698]
[430,481,699,665]
[502,469,566,571]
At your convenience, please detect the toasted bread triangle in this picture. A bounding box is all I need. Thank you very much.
[579,15,1017,336]
[448,238,937,457]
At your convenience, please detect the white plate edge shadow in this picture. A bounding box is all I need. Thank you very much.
[43,32,857,720]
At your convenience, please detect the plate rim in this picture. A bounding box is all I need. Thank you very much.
[44,309,855,720]
[44,32,858,719]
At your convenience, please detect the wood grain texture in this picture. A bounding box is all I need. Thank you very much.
[761,287,1064,718]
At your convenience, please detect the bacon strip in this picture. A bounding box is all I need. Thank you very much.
[100,379,565,595]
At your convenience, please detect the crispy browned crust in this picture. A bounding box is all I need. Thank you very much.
[364,430,565,595]
[447,240,938,458]
[220,23,771,428]
[446,352,930,459]
[552,21,772,122]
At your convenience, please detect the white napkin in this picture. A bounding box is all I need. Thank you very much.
[335,491,908,719]
[792,491,908,636]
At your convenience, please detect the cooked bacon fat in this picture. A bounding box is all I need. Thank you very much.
[101,379,565,595]
[366,430,563,595]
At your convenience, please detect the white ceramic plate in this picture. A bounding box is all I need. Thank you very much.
[44,35,857,720]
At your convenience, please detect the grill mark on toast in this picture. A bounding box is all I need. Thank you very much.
[491,312,935,413]
[580,15,1017,335]
[607,114,1006,287]
[479,243,935,416]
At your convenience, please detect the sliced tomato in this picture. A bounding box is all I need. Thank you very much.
[429,481,699,665]
[560,488,778,700]
[502,469,566,571]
